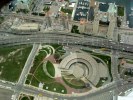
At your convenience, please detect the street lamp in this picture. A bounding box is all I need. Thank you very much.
[126,46,129,54]
[66,13,69,30]
[87,11,89,22]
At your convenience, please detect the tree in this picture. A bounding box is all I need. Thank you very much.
[71,25,79,34]
[16,9,29,14]
[61,7,72,15]
[0,16,4,24]
[43,6,50,12]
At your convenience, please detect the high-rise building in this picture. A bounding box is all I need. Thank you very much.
[107,3,117,39]
[93,2,117,38]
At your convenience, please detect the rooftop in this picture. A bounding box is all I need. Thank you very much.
[17,0,30,3]
[69,0,77,3]
[99,3,109,12]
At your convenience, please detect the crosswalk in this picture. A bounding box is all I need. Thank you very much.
[34,96,53,100]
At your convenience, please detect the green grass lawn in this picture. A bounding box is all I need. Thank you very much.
[43,82,67,94]
[84,50,111,68]
[92,53,112,80]
[27,44,67,94]
[29,46,54,85]
[51,44,62,49]
[117,6,124,16]
[26,74,40,87]
[61,7,72,14]
[34,64,54,83]
[92,53,113,81]
[82,49,112,82]
[0,45,32,82]
[30,44,64,74]
[29,64,67,94]
[51,44,66,62]
[46,61,55,77]
[43,6,50,12]
[30,50,47,73]
[25,74,32,85]
[62,76,84,89]
[30,77,40,87]
[126,60,133,64]
[42,48,50,54]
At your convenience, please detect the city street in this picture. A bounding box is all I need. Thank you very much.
[0,0,133,100]
[0,31,132,100]
[13,43,40,100]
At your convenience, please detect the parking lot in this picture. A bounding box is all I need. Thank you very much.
[74,0,90,21]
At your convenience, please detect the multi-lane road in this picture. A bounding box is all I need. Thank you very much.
[0,30,132,100]
[0,32,133,53]
[0,3,133,99]
[0,77,132,100]
[0,13,45,22]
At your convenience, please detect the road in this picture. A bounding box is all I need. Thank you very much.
[13,80,133,100]
[0,77,132,100]
[0,66,122,100]
[0,32,132,100]
[0,7,133,99]
[18,44,39,85]
[111,52,120,81]
[0,32,132,53]
[0,88,13,100]
[1,13,45,22]
[72,45,133,60]
[13,43,40,100]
